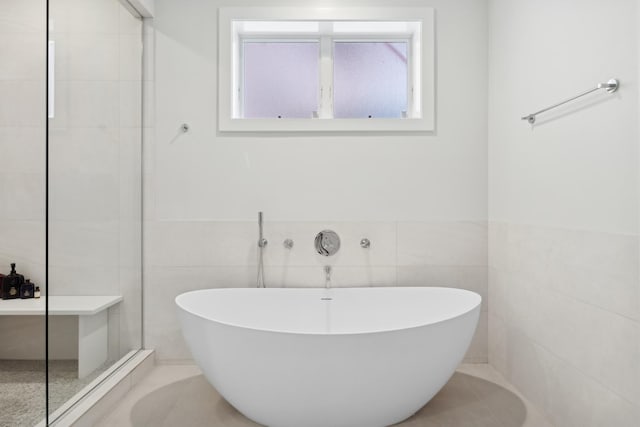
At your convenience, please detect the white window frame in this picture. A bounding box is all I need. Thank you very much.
[218,7,435,132]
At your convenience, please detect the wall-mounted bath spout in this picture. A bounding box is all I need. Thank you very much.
[257,212,267,288]
[324,265,332,289]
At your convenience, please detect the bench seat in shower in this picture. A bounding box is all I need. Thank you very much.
[0,295,122,378]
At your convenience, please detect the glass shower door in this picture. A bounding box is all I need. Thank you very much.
[47,0,143,422]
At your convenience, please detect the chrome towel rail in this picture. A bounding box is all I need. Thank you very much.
[522,78,619,124]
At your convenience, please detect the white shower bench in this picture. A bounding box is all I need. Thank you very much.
[0,295,122,378]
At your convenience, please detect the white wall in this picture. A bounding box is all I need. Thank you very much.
[149,0,488,223]
[488,0,638,235]
[144,0,489,361]
[488,0,640,425]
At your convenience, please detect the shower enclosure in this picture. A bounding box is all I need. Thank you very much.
[0,0,144,425]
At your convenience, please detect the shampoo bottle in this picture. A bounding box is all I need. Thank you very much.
[2,263,24,300]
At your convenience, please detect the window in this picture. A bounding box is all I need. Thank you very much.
[219,8,434,132]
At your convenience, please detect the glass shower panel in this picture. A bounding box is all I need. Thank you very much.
[0,1,47,426]
[47,0,143,422]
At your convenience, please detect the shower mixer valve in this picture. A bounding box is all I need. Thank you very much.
[315,230,340,256]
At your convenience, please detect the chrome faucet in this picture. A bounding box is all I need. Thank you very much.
[324,265,332,289]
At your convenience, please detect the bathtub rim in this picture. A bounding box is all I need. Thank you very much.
[175,286,482,337]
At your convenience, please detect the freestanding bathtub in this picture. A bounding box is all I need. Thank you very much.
[176,287,481,427]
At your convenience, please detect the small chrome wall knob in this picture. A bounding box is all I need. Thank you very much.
[283,239,294,249]
[360,238,371,249]
[315,230,340,256]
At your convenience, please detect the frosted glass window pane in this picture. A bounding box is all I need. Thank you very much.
[333,42,408,118]
[243,42,319,118]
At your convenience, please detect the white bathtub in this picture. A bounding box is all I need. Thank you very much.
[176,287,481,427]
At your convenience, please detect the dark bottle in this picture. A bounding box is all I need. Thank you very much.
[2,263,25,300]
[0,273,5,298]
[20,279,35,299]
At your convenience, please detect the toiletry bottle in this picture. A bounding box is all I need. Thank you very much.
[0,273,5,299]
[2,263,24,300]
[20,279,34,299]
[34,286,41,299]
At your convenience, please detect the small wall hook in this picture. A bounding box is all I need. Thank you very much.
[360,238,371,249]
[181,123,190,133]
[283,239,294,249]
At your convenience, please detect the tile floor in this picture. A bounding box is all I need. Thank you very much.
[96,363,552,427]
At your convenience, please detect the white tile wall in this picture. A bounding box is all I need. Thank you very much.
[0,34,45,80]
[505,329,640,427]
[120,81,142,128]
[1,173,45,220]
[264,265,398,288]
[397,266,488,301]
[489,222,640,425]
[49,128,119,175]
[0,128,45,174]
[0,81,45,127]
[398,222,488,266]
[51,0,121,35]
[70,81,120,127]
[118,267,142,354]
[0,221,45,265]
[63,35,120,81]
[49,173,120,221]
[119,130,143,220]
[50,221,120,267]
[0,1,45,34]
[48,265,119,296]
[119,35,143,81]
